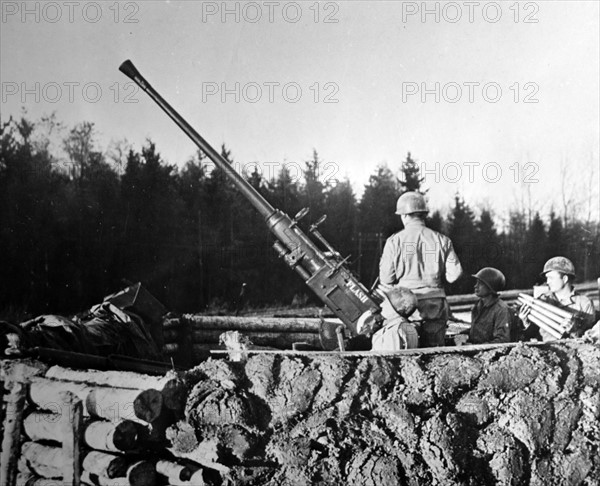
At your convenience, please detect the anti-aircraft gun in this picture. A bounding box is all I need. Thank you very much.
[119,60,384,345]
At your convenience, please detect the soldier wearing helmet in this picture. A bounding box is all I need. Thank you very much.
[519,256,596,339]
[370,287,420,351]
[466,268,514,344]
[379,191,463,347]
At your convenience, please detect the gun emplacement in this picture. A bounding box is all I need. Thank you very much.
[119,60,382,338]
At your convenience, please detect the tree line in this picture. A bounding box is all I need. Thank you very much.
[1,115,598,318]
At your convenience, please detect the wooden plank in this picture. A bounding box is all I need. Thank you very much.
[1,381,27,486]
[209,338,580,357]
[61,391,83,486]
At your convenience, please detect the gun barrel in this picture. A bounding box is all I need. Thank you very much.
[119,60,276,221]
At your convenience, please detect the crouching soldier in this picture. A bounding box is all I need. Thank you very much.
[467,267,514,344]
[369,287,420,351]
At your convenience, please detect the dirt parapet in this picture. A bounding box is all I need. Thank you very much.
[177,342,600,485]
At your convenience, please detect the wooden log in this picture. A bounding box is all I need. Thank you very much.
[155,461,191,482]
[29,378,162,424]
[45,367,179,394]
[192,330,321,349]
[163,318,184,330]
[81,471,129,486]
[29,377,94,415]
[185,315,322,333]
[23,411,65,443]
[168,469,205,486]
[1,381,27,486]
[15,473,63,486]
[126,461,156,486]
[20,442,64,479]
[83,461,156,486]
[162,329,180,342]
[82,451,128,479]
[45,367,185,412]
[61,391,82,486]
[84,420,143,452]
[86,388,162,424]
[162,343,179,354]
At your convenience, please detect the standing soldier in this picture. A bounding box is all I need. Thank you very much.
[379,192,463,347]
[520,256,596,339]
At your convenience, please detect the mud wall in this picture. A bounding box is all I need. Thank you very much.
[177,342,600,485]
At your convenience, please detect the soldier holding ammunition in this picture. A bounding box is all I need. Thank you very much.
[519,257,596,340]
[379,192,463,347]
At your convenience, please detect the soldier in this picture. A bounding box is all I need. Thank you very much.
[379,191,463,347]
[467,268,513,344]
[370,287,419,351]
[519,256,596,339]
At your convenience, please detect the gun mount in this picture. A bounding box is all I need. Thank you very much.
[119,60,383,338]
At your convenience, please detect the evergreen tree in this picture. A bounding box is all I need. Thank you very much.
[447,194,477,293]
[301,149,326,224]
[323,179,358,262]
[505,211,528,288]
[524,212,547,285]
[427,210,444,234]
[475,209,502,270]
[358,164,400,236]
[546,210,565,259]
[398,152,425,193]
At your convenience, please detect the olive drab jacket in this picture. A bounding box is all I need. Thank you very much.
[379,219,463,299]
[469,296,513,344]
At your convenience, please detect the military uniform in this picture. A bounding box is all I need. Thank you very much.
[379,219,463,347]
[371,316,419,351]
[469,296,512,344]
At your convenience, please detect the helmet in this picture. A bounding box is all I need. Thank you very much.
[395,191,429,215]
[541,256,575,277]
[386,287,418,317]
[472,267,506,293]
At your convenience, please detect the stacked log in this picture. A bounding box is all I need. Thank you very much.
[162,315,328,362]
[0,363,217,486]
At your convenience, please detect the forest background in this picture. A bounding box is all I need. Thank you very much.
[1,114,598,319]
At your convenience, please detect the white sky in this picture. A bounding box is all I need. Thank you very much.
[1,0,599,222]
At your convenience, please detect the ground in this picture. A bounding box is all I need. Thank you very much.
[168,341,600,485]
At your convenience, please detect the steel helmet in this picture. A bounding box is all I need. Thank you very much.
[395,191,429,215]
[472,267,506,293]
[386,287,418,317]
[541,256,575,277]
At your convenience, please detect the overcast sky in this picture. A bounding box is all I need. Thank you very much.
[2,0,599,221]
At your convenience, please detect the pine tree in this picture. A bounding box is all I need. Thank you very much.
[301,149,326,223]
[398,152,425,193]
[524,212,547,285]
[476,209,502,270]
[447,194,477,293]
[546,210,565,259]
